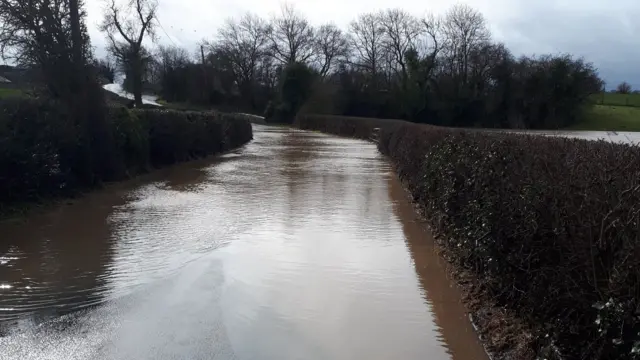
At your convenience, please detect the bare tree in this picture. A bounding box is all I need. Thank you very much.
[313,24,350,77]
[403,13,442,85]
[418,15,442,60]
[147,45,191,100]
[399,14,442,117]
[616,81,632,94]
[156,45,190,70]
[100,0,157,106]
[378,9,421,81]
[266,3,315,64]
[349,13,385,77]
[441,4,490,83]
[152,45,190,83]
[214,13,269,105]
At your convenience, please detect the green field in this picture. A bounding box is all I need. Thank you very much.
[569,105,640,131]
[156,99,211,111]
[0,88,24,98]
[591,93,640,107]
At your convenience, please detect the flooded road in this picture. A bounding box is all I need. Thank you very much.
[0,126,487,360]
[503,129,640,144]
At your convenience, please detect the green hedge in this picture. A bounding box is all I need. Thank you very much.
[0,98,252,213]
[297,113,640,360]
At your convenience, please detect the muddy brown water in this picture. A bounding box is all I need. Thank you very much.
[0,125,487,360]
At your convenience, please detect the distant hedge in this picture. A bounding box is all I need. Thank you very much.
[295,113,406,139]
[297,113,640,360]
[0,97,252,213]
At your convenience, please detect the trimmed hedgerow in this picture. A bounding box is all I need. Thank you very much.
[297,113,640,360]
[295,113,407,140]
[0,97,252,214]
[0,97,70,205]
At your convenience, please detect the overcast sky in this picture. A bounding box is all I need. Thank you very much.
[84,0,640,89]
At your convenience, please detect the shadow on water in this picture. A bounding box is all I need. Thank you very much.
[0,152,229,333]
[387,174,489,360]
[0,190,117,333]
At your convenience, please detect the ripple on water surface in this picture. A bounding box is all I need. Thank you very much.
[0,125,488,360]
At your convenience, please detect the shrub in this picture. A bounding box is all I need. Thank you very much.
[0,97,70,207]
[133,109,253,167]
[382,125,640,359]
[266,62,316,124]
[0,98,253,214]
[108,105,149,176]
[297,113,640,360]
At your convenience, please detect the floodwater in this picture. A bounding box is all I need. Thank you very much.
[556,130,640,144]
[0,126,487,360]
[509,129,640,144]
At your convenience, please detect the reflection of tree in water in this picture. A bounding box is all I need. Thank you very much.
[278,128,393,243]
[0,184,128,331]
[278,130,324,226]
[386,175,489,360]
[277,130,361,231]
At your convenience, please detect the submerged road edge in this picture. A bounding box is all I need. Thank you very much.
[291,120,557,360]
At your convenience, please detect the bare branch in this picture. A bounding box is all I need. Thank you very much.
[266,3,315,64]
[349,13,385,76]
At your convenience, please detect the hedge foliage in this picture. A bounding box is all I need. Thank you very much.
[297,113,640,360]
[0,97,252,212]
[295,113,406,139]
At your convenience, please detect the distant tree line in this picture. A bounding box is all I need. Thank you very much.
[613,81,640,94]
[0,0,604,129]
[117,3,603,128]
[0,0,253,206]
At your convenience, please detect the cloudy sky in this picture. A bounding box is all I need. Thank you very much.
[84,0,640,89]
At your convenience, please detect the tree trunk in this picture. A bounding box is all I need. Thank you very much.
[68,0,84,92]
[132,57,143,107]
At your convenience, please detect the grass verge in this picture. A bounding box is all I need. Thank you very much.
[569,105,640,131]
[0,88,25,98]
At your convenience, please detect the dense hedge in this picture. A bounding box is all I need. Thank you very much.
[0,97,252,212]
[295,113,406,139]
[297,114,640,360]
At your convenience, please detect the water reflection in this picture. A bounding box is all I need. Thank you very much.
[387,175,488,359]
[0,125,487,360]
[0,190,117,328]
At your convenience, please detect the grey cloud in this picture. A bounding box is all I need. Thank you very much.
[490,3,640,89]
[84,0,640,89]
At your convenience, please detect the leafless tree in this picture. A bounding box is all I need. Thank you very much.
[313,24,350,77]
[214,13,269,99]
[441,4,490,83]
[100,0,157,106]
[616,81,632,94]
[414,14,442,65]
[156,45,190,70]
[149,45,189,83]
[266,3,315,64]
[349,13,385,77]
[378,9,421,81]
